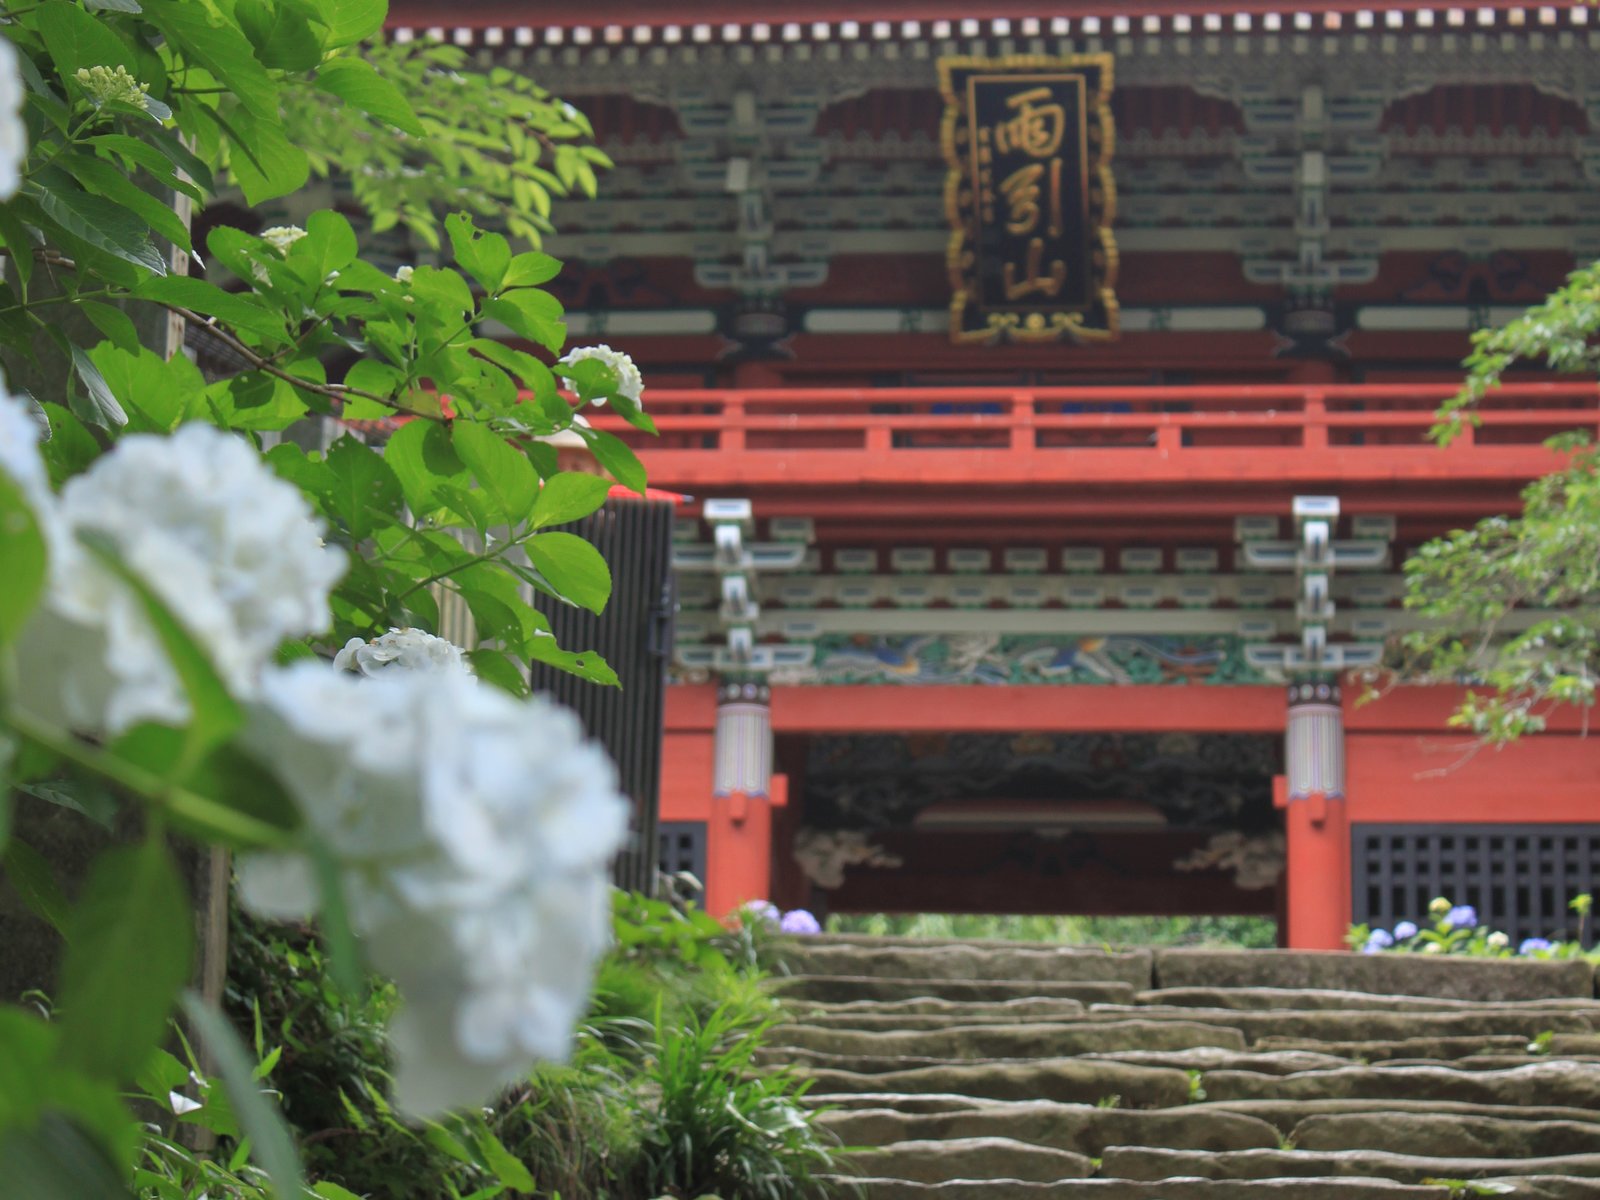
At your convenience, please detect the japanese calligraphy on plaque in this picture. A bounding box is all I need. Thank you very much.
[939,54,1118,344]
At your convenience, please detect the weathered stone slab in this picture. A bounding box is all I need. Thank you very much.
[1291,1112,1600,1160]
[1084,1047,1355,1074]
[816,1100,1283,1156]
[1101,1145,1600,1184]
[768,1018,1246,1058]
[1201,1060,1600,1108]
[800,1057,1191,1106]
[800,1091,1007,1113]
[847,1136,1094,1183]
[1192,1097,1600,1135]
[800,995,1087,1019]
[1254,1034,1534,1061]
[776,974,1137,1005]
[1139,986,1600,1013]
[824,1177,1457,1200]
[1154,949,1595,1001]
[1086,1005,1600,1041]
[784,943,1154,985]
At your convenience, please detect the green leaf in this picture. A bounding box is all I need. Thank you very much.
[446,211,510,293]
[0,472,46,645]
[531,471,612,529]
[85,0,142,12]
[581,427,648,494]
[503,250,562,289]
[315,56,424,136]
[464,648,531,697]
[382,417,465,514]
[476,1127,537,1192]
[318,0,387,47]
[309,841,364,998]
[236,0,323,70]
[299,209,359,279]
[58,837,191,1083]
[2,837,71,933]
[181,992,305,1200]
[0,204,36,296]
[452,421,538,523]
[144,0,278,119]
[221,106,311,206]
[68,346,128,430]
[27,174,166,275]
[36,1,137,81]
[82,134,202,202]
[76,530,244,764]
[0,1114,134,1200]
[59,152,191,251]
[133,274,285,340]
[527,633,618,687]
[79,301,140,354]
[324,434,403,539]
[525,531,611,614]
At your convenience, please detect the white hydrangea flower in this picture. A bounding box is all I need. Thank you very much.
[15,424,346,733]
[260,226,307,253]
[74,64,151,111]
[0,37,25,199]
[0,390,55,524]
[557,344,643,408]
[236,662,629,1115]
[334,628,470,677]
[394,265,414,284]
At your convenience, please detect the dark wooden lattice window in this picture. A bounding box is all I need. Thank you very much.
[658,821,707,884]
[1352,823,1600,947]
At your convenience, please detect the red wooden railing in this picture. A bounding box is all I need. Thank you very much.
[588,382,1600,487]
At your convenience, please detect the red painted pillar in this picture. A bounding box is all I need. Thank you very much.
[1276,680,1351,949]
[705,681,777,918]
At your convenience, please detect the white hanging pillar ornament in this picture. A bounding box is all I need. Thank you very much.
[714,680,773,820]
[1277,678,1352,950]
[1286,679,1345,814]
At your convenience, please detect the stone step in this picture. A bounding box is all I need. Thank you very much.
[766,1046,1346,1077]
[783,943,1153,986]
[1200,1060,1600,1108]
[1254,1034,1538,1061]
[817,1176,1466,1199]
[1153,948,1596,1002]
[815,1099,1283,1156]
[1083,1005,1600,1042]
[1192,1097,1600,1135]
[845,1137,1094,1183]
[776,974,1139,1006]
[768,1018,1246,1058]
[800,1057,1192,1106]
[799,995,1090,1020]
[1100,1145,1600,1185]
[1137,986,1600,1014]
[1289,1112,1600,1160]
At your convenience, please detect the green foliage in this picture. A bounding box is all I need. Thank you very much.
[280,40,611,250]
[1397,259,1600,742]
[0,0,653,1192]
[635,1002,838,1200]
[827,911,1279,948]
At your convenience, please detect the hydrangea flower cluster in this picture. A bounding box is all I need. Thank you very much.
[557,344,644,407]
[0,37,25,199]
[738,900,821,935]
[74,64,151,111]
[236,663,630,1115]
[5,417,345,733]
[335,628,471,677]
[779,909,822,935]
[260,225,308,253]
[1520,937,1554,956]
[1445,904,1478,930]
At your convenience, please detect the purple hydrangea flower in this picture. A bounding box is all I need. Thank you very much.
[779,908,821,935]
[1393,921,1419,940]
[1519,937,1554,956]
[1362,928,1395,954]
[1445,905,1478,930]
[741,899,780,927]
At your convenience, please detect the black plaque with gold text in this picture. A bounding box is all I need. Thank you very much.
[940,55,1117,344]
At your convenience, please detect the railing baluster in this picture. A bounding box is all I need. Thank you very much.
[722,395,746,452]
[1011,391,1036,453]
[1304,390,1329,449]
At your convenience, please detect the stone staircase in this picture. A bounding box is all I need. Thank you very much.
[768,934,1600,1199]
